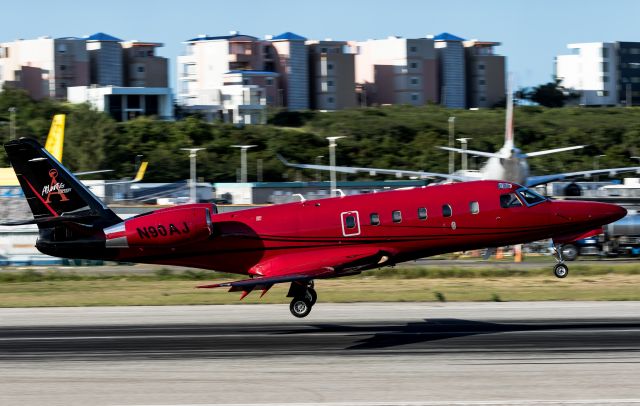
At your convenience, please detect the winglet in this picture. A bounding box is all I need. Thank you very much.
[133,161,148,182]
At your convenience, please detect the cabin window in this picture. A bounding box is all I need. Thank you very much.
[500,193,522,208]
[392,210,402,223]
[442,204,452,218]
[469,201,480,214]
[370,213,380,226]
[345,215,356,229]
[418,207,427,220]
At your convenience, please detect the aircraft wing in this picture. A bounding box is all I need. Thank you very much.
[278,154,468,182]
[525,166,640,187]
[198,246,390,298]
[523,145,585,158]
[437,146,504,159]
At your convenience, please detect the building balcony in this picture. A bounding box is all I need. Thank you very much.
[229,53,252,63]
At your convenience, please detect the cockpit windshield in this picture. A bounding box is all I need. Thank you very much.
[516,188,547,206]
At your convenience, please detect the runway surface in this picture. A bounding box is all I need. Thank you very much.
[1,302,640,405]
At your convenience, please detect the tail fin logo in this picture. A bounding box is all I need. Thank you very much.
[42,169,71,203]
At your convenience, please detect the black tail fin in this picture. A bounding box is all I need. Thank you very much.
[4,138,121,227]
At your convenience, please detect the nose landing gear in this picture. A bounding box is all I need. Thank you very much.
[552,242,569,278]
[288,280,317,318]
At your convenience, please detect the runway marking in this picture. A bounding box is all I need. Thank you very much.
[114,400,640,406]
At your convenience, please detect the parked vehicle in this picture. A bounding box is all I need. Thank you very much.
[563,213,640,260]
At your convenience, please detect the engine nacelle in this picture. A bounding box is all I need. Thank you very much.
[104,205,213,248]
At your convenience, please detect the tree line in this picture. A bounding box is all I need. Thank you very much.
[1,85,639,183]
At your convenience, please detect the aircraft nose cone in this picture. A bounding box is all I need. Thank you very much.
[595,203,627,225]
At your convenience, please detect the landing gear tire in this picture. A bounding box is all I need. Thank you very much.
[289,297,312,318]
[305,287,317,306]
[554,263,569,279]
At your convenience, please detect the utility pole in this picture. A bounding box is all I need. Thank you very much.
[180,148,205,203]
[448,116,455,174]
[326,136,345,197]
[231,145,256,183]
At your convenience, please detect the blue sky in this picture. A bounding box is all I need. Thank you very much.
[3,0,640,88]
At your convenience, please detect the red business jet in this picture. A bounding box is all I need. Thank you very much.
[3,138,626,317]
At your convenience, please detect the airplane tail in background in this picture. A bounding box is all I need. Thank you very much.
[3,138,120,227]
[44,114,65,162]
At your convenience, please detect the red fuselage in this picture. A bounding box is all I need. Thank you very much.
[95,181,625,277]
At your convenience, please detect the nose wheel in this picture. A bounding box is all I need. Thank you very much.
[552,242,569,278]
[288,281,317,318]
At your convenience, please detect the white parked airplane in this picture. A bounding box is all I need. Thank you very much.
[281,92,640,188]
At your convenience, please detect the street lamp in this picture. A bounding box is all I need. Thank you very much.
[448,117,455,174]
[456,137,472,171]
[180,148,205,203]
[231,145,257,183]
[8,107,17,140]
[326,136,345,197]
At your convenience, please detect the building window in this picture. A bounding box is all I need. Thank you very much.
[478,63,485,70]
[137,66,145,73]
[60,65,66,71]
[470,201,480,214]
[57,44,66,53]
[327,96,335,103]
[327,80,334,86]
[410,62,418,69]
[327,63,334,70]
[418,207,427,220]
[411,93,418,101]
[602,62,609,73]
[243,79,250,85]
[478,79,485,85]
[136,50,145,57]
[409,46,417,53]
[321,47,327,53]
[602,76,609,83]
[392,210,402,223]
[410,77,419,85]
[602,47,609,58]
[480,96,486,102]
[442,204,452,217]
[266,77,273,85]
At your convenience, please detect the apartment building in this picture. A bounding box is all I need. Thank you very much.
[555,42,618,106]
[355,36,438,106]
[0,33,173,120]
[307,40,356,110]
[434,32,466,108]
[176,32,273,124]
[268,32,309,110]
[464,40,505,108]
[0,36,89,99]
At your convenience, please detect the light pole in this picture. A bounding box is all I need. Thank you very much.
[8,107,17,140]
[448,117,455,174]
[326,136,345,197]
[594,154,605,182]
[315,155,324,182]
[456,137,472,171]
[231,145,256,183]
[180,148,205,203]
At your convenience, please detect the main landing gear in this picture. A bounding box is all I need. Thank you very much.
[288,280,317,318]
[552,242,569,278]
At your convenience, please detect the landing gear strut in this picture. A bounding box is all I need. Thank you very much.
[288,280,317,318]
[552,242,569,278]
